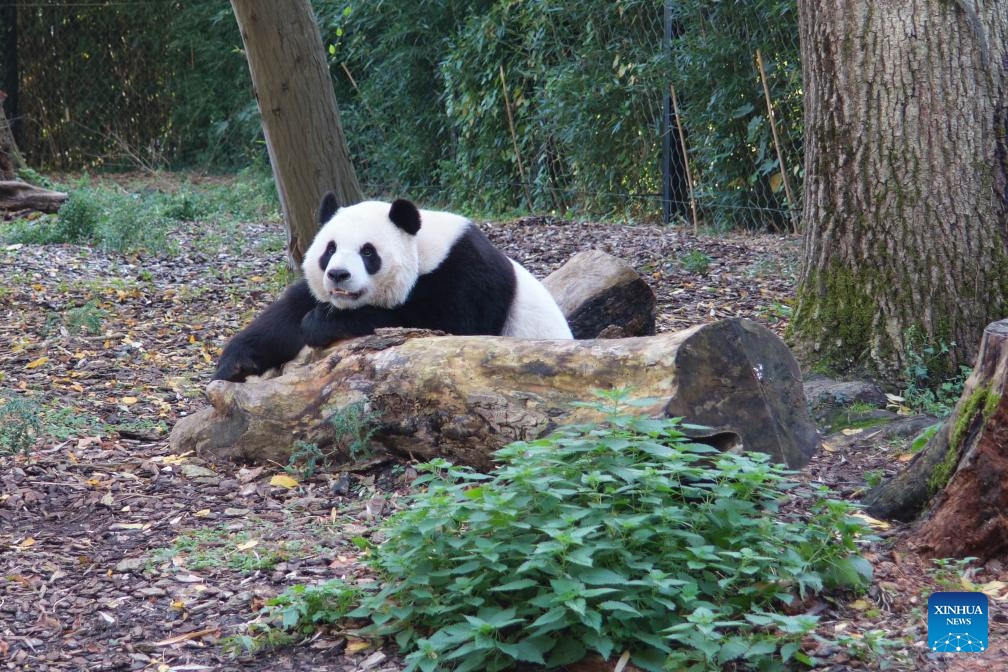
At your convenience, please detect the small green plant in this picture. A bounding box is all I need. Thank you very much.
[0,396,42,454]
[847,400,877,415]
[150,525,291,575]
[42,406,105,440]
[65,300,108,335]
[223,579,363,656]
[257,392,872,671]
[757,301,793,322]
[56,191,102,242]
[679,249,712,275]
[900,331,971,417]
[909,422,941,453]
[930,557,978,591]
[863,469,885,489]
[286,402,378,479]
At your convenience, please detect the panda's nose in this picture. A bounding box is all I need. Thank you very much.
[328,268,351,283]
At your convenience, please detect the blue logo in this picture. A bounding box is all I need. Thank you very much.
[928,592,988,653]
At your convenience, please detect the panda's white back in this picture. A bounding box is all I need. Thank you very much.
[504,260,574,339]
[412,207,472,274]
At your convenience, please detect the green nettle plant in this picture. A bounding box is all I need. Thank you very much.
[254,394,872,671]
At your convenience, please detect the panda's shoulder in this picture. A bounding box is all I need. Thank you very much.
[416,207,479,273]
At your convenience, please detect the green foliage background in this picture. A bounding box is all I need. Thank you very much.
[10,0,801,226]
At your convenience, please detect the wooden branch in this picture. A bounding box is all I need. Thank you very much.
[0,180,68,213]
[668,81,699,233]
[170,318,819,471]
[755,49,798,231]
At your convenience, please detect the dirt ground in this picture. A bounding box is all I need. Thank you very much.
[1,195,1005,671]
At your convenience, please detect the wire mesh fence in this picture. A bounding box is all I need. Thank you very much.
[3,0,803,229]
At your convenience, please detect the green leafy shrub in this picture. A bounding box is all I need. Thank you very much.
[0,396,42,455]
[241,397,871,670]
[322,0,800,224]
[2,174,277,253]
[56,191,102,243]
[65,300,108,335]
[679,250,712,275]
[899,330,972,417]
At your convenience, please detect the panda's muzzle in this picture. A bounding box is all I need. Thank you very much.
[325,268,366,302]
[328,268,351,283]
[329,288,364,301]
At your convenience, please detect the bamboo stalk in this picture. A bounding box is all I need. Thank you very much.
[668,80,699,233]
[755,48,799,232]
[499,65,534,211]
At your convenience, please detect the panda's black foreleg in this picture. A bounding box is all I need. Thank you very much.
[301,304,401,347]
[213,279,319,382]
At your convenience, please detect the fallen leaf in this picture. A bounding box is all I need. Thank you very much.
[850,599,870,610]
[270,473,299,489]
[345,638,372,654]
[18,537,35,550]
[850,512,892,531]
[121,396,138,405]
[25,356,49,369]
[979,580,1008,600]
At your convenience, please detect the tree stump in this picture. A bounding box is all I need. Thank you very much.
[542,250,656,338]
[170,318,819,471]
[899,320,1008,560]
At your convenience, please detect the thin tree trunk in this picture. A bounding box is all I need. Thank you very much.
[231,0,363,271]
[1,1,17,149]
[0,97,24,180]
[791,1,1008,381]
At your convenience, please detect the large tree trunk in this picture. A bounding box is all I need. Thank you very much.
[791,2,1008,381]
[170,319,819,471]
[231,0,363,270]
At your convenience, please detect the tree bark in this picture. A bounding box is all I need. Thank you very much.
[0,180,67,213]
[791,1,1008,381]
[867,319,1008,560]
[0,96,24,180]
[171,319,819,471]
[1,1,18,149]
[230,0,363,271]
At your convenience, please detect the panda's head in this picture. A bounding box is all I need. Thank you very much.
[302,195,422,310]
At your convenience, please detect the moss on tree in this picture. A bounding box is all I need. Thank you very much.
[928,384,1001,495]
[789,263,882,374]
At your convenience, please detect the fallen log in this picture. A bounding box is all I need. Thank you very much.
[0,180,68,213]
[895,319,1008,560]
[542,250,656,338]
[170,318,818,471]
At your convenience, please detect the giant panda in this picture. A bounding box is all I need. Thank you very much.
[213,194,572,382]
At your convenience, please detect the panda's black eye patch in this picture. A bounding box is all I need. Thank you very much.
[319,240,337,272]
[360,243,382,275]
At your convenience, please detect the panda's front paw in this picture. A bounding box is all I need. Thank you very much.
[301,307,350,347]
[212,348,262,382]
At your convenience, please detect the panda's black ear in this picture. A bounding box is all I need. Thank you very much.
[318,192,339,225]
[388,199,421,236]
